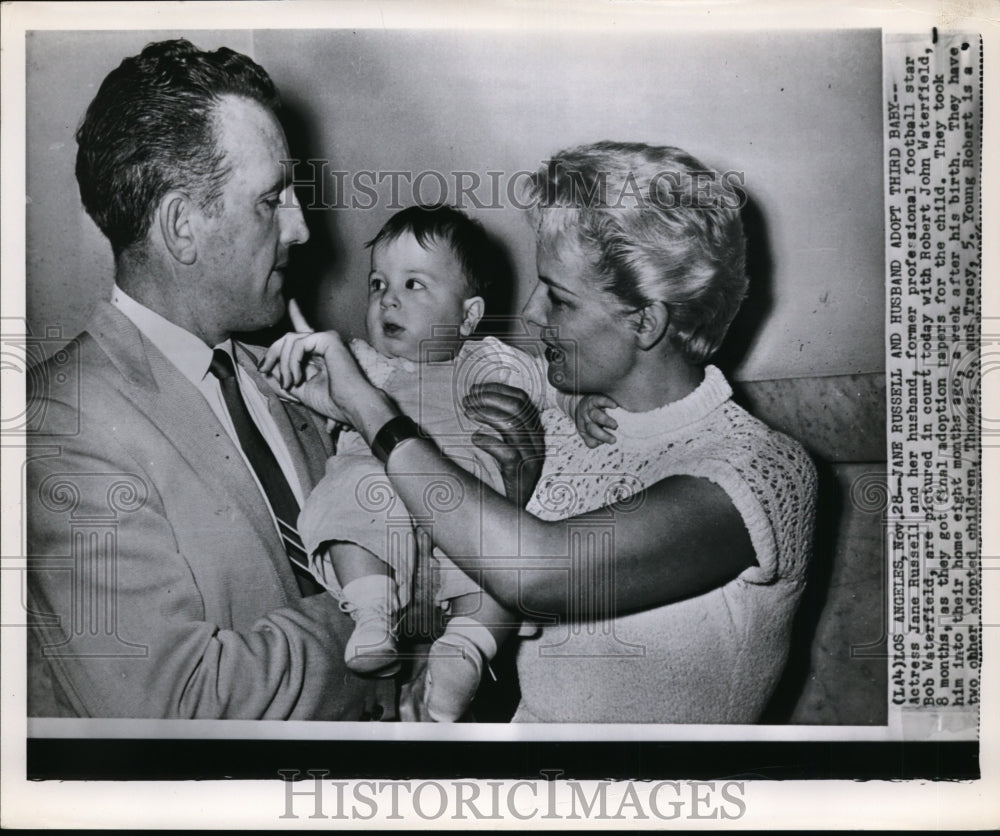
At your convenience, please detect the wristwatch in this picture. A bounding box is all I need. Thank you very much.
[371,415,421,464]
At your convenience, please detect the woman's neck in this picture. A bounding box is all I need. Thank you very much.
[608,352,705,413]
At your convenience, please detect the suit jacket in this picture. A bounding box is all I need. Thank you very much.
[26,302,376,719]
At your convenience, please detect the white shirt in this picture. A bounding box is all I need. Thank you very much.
[111,286,307,520]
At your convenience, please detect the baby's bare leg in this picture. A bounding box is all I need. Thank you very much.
[330,542,393,585]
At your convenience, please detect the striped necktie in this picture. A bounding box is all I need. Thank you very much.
[209,348,322,597]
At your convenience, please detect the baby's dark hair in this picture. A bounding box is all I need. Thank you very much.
[366,204,499,300]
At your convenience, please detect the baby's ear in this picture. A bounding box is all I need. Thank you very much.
[459,296,485,337]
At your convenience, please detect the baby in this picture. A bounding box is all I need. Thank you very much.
[294,205,606,721]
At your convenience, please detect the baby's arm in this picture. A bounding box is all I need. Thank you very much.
[551,388,618,447]
[515,348,617,447]
[573,394,618,447]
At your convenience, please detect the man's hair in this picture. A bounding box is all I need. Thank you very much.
[75,39,280,257]
[523,141,748,364]
[366,204,500,300]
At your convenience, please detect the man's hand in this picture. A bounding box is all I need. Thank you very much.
[574,394,619,447]
[463,382,545,509]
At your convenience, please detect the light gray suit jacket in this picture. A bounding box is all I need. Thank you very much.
[27,302,376,719]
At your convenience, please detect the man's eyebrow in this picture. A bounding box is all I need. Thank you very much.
[260,176,286,197]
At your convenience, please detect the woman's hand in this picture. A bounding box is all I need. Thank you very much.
[259,301,374,425]
[575,394,619,447]
[462,382,545,508]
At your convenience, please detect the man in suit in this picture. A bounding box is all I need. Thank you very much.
[26,39,380,719]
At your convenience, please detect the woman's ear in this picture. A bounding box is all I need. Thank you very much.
[634,301,670,351]
[156,191,198,266]
[460,296,485,337]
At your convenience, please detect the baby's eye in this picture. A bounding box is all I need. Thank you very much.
[369,277,385,292]
[405,279,426,291]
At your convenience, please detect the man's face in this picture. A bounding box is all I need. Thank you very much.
[191,95,309,341]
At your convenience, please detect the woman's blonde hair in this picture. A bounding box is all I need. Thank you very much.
[524,141,748,364]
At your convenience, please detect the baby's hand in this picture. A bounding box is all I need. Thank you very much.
[574,394,618,448]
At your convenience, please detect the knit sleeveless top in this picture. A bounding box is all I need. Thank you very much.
[514,365,817,723]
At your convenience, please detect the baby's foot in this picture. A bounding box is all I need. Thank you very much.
[340,600,400,676]
[424,633,484,722]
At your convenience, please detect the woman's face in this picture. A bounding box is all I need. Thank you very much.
[524,234,639,397]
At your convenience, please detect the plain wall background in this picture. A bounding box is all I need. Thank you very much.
[26,28,884,382]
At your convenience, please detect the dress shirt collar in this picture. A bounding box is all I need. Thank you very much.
[111,284,233,383]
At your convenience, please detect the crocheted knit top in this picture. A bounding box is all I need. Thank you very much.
[513,365,817,723]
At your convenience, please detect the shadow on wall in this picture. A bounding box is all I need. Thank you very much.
[236,95,347,347]
[473,232,520,341]
[712,195,773,377]
[281,96,348,322]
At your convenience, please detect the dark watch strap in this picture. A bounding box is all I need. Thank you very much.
[371,415,421,464]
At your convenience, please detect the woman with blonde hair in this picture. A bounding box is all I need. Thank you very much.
[265,141,817,723]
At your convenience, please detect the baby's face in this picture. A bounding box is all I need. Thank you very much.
[366,231,482,361]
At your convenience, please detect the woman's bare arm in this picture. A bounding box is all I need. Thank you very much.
[261,325,755,620]
[384,434,754,619]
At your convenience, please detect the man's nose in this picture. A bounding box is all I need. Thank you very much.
[280,188,310,246]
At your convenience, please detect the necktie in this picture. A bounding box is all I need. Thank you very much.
[209,348,322,596]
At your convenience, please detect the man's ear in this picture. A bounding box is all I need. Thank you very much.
[633,300,670,351]
[156,191,198,266]
[459,296,485,337]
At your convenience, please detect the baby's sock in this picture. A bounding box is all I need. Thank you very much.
[341,574,400,613]
[425,617,497,722]
[443,616,497,663]
[340,575,400,676]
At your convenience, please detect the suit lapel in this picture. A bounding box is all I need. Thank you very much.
[87,304,286,566]
[234,342,333,491]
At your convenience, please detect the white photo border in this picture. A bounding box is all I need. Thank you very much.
[2,0,997,829]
